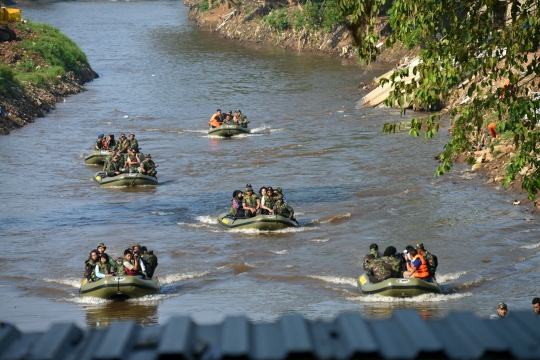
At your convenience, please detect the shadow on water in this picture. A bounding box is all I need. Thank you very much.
[84,301,158,328]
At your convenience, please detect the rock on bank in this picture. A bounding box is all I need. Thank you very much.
[0,23,98,135]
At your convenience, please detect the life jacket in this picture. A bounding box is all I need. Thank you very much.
[244,194,259,208]
[116,259,127,276]
[97,262,112,276]
[84,259,97,280]
[102,141,109,150]
[123,259,137,276]
[411,254,430,279]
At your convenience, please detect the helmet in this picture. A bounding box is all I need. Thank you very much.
[146,154,151,158]
[277,195,283,200]
[97,243,106,249]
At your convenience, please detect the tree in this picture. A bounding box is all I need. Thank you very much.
[337,0,540,199]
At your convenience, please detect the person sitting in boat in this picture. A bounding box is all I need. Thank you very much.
[95,253,115,280]
[104,154,123,177]
[96,243,116,268]
[106,134,116,150]
[259,187,274,215]
[243,186,260,217]
[234,110,248,128]
[274,187,287,203]
[117,133,130,154]
[94,134,105,150]
[403,248,431,281]
[416,243,438,280]
[363,244,381,270]
[141,246,158,279]
[138,154,157,177]
[230,190,246,217]
[124,147,141,172]
[209,109,222,128]
[128,133,139,152]
[364,254,393,284]
[84,249,100,283]
[122,249,149,279]
[222,113,234,125]
[381,246,402,278]
[273,195,294,219]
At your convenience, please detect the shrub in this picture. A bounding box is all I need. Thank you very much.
[200,0,209,11]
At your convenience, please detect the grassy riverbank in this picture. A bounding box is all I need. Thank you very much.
[0,20,98,134]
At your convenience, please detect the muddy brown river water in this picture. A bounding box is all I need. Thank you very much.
[1,0,539,331]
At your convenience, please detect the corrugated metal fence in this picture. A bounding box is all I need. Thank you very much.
[1,310,539,360]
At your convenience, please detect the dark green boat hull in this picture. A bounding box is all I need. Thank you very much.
[79,276,160,300]
[93,172,158,187]
[217,212,298,230]
[208,125,251,137]
[84,150,109,165]
[357,274,441,297]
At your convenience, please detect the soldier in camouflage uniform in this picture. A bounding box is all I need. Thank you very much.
[243,187,260,217]
[416,243,438,280]
[128,133,139,152]
[94,134,105,150]
[117,133,130,154]
[363,243,380,270]
[84,249,100,283]
[234,110,248,128]
[139,154,157,177]
[273,195,294,219]
[106,134,117,151]
[104,154,123,176]
[124,147,141,172]
[142,246,158,279]
[96,243,117,269]
[381,246,402,278]
[364,254,393,283]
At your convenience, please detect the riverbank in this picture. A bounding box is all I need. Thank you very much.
[184,0,417,65]
[0,22,98,135]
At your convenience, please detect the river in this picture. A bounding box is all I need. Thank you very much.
[1,0,539,331]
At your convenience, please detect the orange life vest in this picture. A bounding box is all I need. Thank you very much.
[411,254,430,279]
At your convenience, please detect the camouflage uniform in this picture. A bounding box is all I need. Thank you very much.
[84,259,98,281]
[381,255,401,278]
[237,114,248,127]
[140,157,157,177]
[365,257,392,283]
[104,157,122,176]
[116,258,127,276]
[243,193,260,209]
[96,262,113,278]
[263,194,274,211]
[274,201,294,218]
[125,153,140,171]
[94,139,104,150]
[363,248,379,270]
[129,138,139,152]
[423,252,438,277]
[144,251,158,278]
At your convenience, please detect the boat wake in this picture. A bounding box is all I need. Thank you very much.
[265,250,289,255]
[159,271,210,285]
[308,238,330,243]
[126,294,179,302]
[228,226,316,234]
[151,211,176,216]
[311,213,351,225]
[519,242,540,249]
[40,277,81,288]
[195,215,217,224]
[176,221,213,229]
[64,296,111,304]
[307,275,357,287]
[436,271,467,283]
[347,292,473,303]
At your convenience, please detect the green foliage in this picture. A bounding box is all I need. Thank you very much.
[339,0,540,199]
[0,64,20,98]
[264,0,345,32]
[264,8,290,31]
[15,21,89,74]
[200,0,209,11]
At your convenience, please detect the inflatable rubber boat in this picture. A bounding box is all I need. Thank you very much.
[84,150,110,165]
[357,273,441,297]
[208,124,251,137]
[79,275,160,300]
[217,212,298,230]
[93,172,158,187]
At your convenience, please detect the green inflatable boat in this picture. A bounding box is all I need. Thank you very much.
[93,172,158,187]
[217,212,299,230]
[357,273,441,297]
[208,124,251,137]
[84,150,110,165]
[79,276,160,300]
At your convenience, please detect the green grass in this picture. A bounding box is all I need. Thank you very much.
[0,20,88,97]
